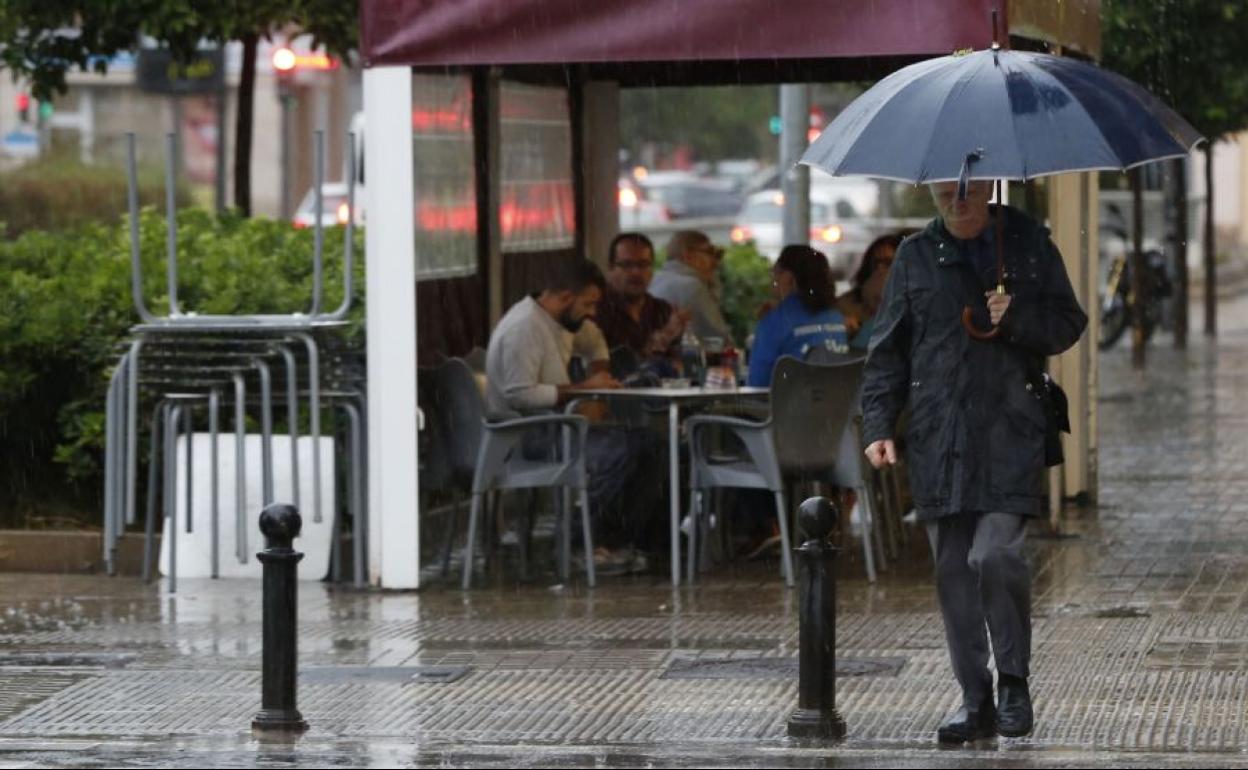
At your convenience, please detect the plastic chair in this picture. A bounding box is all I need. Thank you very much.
[417,366,461,576]
[684,356,874,586]
[803,345,860,366]
[805,346,888,575]
[433,359,595,589]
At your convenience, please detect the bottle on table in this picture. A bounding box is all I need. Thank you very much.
[680,329,704,385]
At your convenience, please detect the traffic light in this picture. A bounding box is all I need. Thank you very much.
[15,93,29,123]
[272,47,297,76]
[273,46,296,101]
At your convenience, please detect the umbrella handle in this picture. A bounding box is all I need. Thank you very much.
[961,306,1002,340]
[962,283,1006,340]
[963,180,1010,341]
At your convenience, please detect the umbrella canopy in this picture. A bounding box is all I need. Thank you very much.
[800,47,1203,184]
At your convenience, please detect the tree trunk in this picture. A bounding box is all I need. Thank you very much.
[1204,145,1216,337]
[1130,167,1146,370]
[1170,157,1188,349]
[233,34,258,217]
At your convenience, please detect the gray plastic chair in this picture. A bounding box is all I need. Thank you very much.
[433,359,595,589]
[684,355,874,586]
[807,346,888,575]
[417,365,461,576]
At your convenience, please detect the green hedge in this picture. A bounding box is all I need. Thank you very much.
[0,154,190,239]
[0,210,362,527]
[0,211,772,528]
[717,242,774,345]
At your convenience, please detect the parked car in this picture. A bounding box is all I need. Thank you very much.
[636,174,743,219]
[714,159,764,191]
[293,111,367,230]
[730,186,875,278]
[618,178,671,228]
[292,182,364,229]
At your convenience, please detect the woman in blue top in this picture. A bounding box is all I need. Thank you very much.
[748,245,850,386]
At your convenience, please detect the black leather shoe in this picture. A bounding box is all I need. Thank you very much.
[996,678,1034,737]
[936,696,996,744]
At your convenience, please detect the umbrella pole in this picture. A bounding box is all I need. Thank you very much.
[993,178,1006,292]
[961,179,1006,340]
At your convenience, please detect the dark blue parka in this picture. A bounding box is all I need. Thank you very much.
[861,205,1087,520]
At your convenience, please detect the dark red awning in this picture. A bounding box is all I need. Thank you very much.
[360,0,1005,69]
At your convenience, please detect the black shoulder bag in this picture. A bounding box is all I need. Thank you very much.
[1031,371,1070,467]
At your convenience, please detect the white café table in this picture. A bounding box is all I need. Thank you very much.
[574,385,770,587]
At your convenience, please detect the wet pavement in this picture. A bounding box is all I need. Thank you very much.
[4,299,1248,768]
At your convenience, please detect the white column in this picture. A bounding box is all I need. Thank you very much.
[363,66,420,588]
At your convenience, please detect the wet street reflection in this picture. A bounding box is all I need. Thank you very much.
[3,299,1248,767]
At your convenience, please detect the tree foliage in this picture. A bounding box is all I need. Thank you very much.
[620,86,779,164]
[1102,0,1248,141]
[0,1,358,214]
[0,0,356,100]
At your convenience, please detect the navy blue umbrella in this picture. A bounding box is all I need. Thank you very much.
[801,46,1202,185]
[801,40,1202,339]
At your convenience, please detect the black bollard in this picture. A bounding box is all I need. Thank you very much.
[786,496,846,740]
[252,503,308,733]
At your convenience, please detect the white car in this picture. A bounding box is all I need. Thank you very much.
[618,179,671,228]
[292,182,364,229]
[730,186,875,279]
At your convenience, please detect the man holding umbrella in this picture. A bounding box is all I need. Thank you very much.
[860,176,1086,742]
[800,18,1200,742]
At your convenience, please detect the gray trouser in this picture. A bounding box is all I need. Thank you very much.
[926,512,1031,707]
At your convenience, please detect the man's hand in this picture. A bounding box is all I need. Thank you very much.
[577,371,621,390]
[647,308,691,354]
[985,291,1013,326]
[864,439,898,469]
[664,307,692,340]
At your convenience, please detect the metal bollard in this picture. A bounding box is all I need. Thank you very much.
[786,496,846,740]
[252,503,308,733]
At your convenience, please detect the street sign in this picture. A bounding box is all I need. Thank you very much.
[2,129,39,159]
[136,48,225,95]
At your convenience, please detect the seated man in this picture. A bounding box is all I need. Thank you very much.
[593,232,689,379]
[649,230,736,348]
[485,259,664,573]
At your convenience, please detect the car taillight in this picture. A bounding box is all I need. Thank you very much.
[812,224,843,243]
[292,220,308,229]
[337,202,351,225]
[731,226,751,244]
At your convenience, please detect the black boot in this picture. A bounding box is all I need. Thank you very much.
[936,694,996,744]
[996,675,1033,737]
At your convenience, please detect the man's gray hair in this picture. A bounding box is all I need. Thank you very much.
[666,230,712,262]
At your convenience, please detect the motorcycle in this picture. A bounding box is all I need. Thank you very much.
[1097,210,1174,351]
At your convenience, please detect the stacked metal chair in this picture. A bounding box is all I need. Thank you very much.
[101,131,367,591]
